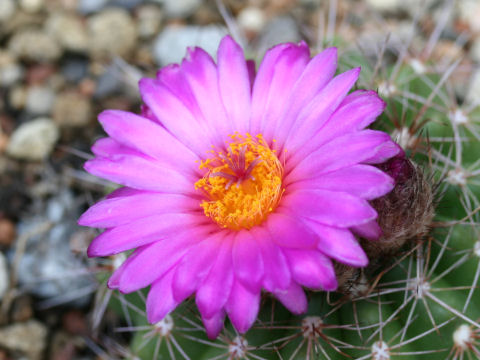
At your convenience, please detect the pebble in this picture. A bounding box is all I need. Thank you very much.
[153,24,227,65]
[16,191,95,307]
[237,6,266,35]
[0,252,8,300]
[0,52,23,87]
[6,118,59,161]
[258,16,301,55]
[0,218,16,247]
[0,0,16,24]
[366,0,435,15]
[77,0,108,14]
[8,29,62,63]
[20,0,44,13]
[0,320,47,360]
[8,85,27,110]
[25,86,56,115]
[46,13,89,53]
[88,8,137,59]
[10,295,33,322]
[137,4,164,39]
[61,57,89,83]
[154,0,201,18]
[53,92,92,127]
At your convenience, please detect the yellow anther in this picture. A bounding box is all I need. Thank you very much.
[195,134,284,230]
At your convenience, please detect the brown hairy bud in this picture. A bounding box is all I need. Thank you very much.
[336,153,435,294]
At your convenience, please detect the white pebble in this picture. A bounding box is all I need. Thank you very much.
[0,253,9,300]
[0,0,16,22]
[6,118,59,161]
[25,86,56,115]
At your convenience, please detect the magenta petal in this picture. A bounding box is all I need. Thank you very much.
[364,141,402,164]
[282,189,377,228]
[84,156,192,193]
[87,214,207,256]
[146,270,178,324]
[172,232,224,302]
[79,192,200,228]
[252,227,291,292]
[181,47,232,142]
[250,42,310,136]
[217,36,251,135]
[266,212,318,248]
[351,220,383,240]
[116,233,198,293]
[284,67,361,152]
[306,221,369,267]
[91,138,143,159]
[232,231,264,292]
[202,310,225,340]
[283,249,338,290]
[139,78,213,155]
[288,165,395,200]
[98,110,199,172]
[225,280,260,334]
[274,282,307,314]
[272,47,337,145]
[286,130,392,181]
[196,237,234,319]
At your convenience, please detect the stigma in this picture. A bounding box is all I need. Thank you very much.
[195,134,284,231]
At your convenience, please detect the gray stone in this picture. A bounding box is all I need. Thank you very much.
[25,86,56,115]
[53,92,92,127]
[0,52,23,87]
[0,0,16,22]
[0,252,8,300]
[257,16,301,56]
[88,8,138,59]
[0,320,47,360]
[153,0,201,18]
[78,0,108,14]
[61,58,89,83]
[6,118,59,161]
[19,0,44,13]
[153,24,227,65]
[45,12,89,52]
[8,30,62,62]
[15,191,95,307]
[137,4,163,39]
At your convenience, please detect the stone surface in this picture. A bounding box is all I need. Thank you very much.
[154,0,201,18]
[258,16,301,55]
[237,6,266,34]
[0,252,8,300]
[16,190,95,307]
[8,30,62,62]
[46,12,88,52]
[137,4,163,39]
[25,86,56,115]
[6,118,59,161]
[77,0,108,14]
[0,51,23,87]
[0,218,16,247]
[53,92,92,127]
[153,24,227,65]
[0,0,16,22]
[0,320,47,360]
[87,8,137,59]
[19,0,44,13]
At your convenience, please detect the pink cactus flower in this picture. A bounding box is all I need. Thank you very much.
[79,35,400,339]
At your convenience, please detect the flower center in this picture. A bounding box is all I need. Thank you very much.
[195,134,284,230]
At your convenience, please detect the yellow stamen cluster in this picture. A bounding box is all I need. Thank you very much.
[195,134,284,231]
